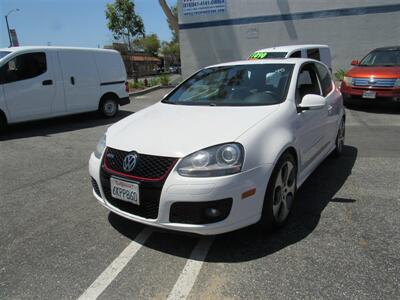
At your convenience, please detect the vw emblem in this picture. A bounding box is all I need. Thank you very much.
[123,153,137,172]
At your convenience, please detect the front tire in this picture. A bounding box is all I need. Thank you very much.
[333,118,345,158]
[260,152,297,230]
[99,98,119,118]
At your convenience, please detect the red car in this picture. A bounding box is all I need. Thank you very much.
[341,46,400,102]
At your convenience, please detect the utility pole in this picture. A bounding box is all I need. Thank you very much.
[5,9,20,47]
[5,15,12,47]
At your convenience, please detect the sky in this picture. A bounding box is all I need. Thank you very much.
[0,0,176,48]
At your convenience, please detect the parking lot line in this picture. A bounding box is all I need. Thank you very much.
[167,237,214,300]
[77,227,152,300]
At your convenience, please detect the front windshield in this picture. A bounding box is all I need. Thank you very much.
[0,51,11,60]
[163,64,294,106]
[359,50,400,66]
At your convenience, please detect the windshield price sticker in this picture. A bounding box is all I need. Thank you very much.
[249,52,269,60]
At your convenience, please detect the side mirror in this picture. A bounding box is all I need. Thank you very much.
[351,60,359,66]
[298,94,326,111]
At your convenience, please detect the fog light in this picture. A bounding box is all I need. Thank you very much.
[204,208,221,219]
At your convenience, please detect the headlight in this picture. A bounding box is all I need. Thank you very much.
[395,79,400,87]
[177,143,244,177]
[94,134,107,159]
[343,76,353,86]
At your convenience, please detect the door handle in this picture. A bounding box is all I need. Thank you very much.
[70,76,75,85]
[42,79,53,86]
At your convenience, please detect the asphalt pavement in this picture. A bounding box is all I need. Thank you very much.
[0,90,399,299]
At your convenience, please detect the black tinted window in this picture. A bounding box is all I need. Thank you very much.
[307,48,320,61]
[315,63,333,96]
[290,51,301,58]
[1,52,47,84]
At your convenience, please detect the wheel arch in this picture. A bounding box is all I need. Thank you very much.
[98,92,119,109]
[0,109,8,124]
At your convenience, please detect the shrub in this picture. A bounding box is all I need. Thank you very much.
[149,78,160,86]
[334,69,346,81]
[159,74,170,86]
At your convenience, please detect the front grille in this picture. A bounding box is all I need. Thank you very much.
[170,198,233,224]
[91,177,101,197]
[353,78,396,88]
[104,147,177,180]
[100,170,162,219]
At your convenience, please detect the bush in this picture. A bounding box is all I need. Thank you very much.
[334,69,346,81]
[149,78,160,86]
[128,81,145,90]
[159,74,170,86]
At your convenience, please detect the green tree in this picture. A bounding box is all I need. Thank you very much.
[134,34,161,56]
[160,41,180,66]
[105,0,145,51]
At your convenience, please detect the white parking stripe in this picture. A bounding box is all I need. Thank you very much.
[77,227,152,300]
[167,237,214,300]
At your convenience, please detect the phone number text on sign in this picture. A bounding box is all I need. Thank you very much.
[183,0,226,17]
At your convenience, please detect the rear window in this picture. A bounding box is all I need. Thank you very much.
[307,48,321,61]
[315,63,333,96]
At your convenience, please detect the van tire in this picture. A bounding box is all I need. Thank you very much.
[99,96,119,118]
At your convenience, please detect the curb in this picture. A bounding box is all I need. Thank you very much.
[129,84,176,97]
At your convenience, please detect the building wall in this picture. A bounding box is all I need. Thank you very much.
[178,0,400,77]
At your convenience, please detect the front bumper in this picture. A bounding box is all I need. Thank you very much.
[89,152,272,235]
[341,82,400,100]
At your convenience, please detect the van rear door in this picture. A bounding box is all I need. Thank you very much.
[58,50,100,113]
[0,51,56,122]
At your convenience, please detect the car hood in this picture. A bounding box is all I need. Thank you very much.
[106,102,279,158]
[347,66,400,78]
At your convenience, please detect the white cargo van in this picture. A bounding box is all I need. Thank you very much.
[249,44,332,70]
[0,46,130,130]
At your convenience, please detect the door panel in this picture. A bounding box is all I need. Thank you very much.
[58,51,100,112]
[1,51,56,122]
[295,64,328,171]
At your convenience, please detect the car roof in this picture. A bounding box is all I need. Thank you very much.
[373,46,400,51]
[207,58,318,68]
[252,44,329,53]
[0,46,117,54]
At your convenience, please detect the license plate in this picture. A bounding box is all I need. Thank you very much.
[362,91,376,99]
[110,177,140,205]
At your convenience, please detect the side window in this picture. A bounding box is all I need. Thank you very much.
[296,65,321,104]
[307,48,321,61]
[1,52,47,84]
[290,51,301,58]
[315,63,333,96]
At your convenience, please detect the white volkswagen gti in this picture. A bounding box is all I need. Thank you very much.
[89,58,345,235]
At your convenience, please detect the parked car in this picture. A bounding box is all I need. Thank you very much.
[248,44,332,70]
[89,58,345,235]
[341,46,400,102]
[0,46,129,130]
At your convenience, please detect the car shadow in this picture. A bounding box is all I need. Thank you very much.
[0,110,132,141]
[109,145,358,263]
[345,97,400,115]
